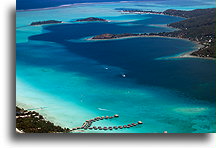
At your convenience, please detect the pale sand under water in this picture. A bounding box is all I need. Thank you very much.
[16,1,216,133]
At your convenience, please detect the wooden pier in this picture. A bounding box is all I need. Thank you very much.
[71,114,143,132]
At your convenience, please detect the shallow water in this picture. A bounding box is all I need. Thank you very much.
[16,1,216,133]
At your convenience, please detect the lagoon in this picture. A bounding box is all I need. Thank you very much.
[16,0,216,133]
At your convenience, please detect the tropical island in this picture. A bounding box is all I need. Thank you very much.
[30,20,63,26]
[16,106,144,133]
[90,8,215,58]
[75,17,109,22]
[16,106,71,133]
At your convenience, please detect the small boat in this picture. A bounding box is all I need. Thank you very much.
[122,74,126,78]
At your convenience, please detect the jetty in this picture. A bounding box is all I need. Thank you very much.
[71,114,143,131]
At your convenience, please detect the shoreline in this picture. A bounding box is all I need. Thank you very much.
[86,8,215,59]
[30,22,65,26]
[16,104,144,133]
[16,105,71,133]
[87,35,192,41]
[16,2,216,133]
[173,49,215,60]
[16,1,142,12]
[120,11,187,19]
[87,35,215,60]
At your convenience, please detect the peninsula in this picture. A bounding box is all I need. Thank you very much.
[121,9,164,15]
[30,20,63,26]
[91,8,216,58]
[92,33,144,39]
[75,17,109,22]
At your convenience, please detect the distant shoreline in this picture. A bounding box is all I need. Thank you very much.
[87,34,212,60]
[88,8,215,59]
[87,34,188,41]
[16,1,141,12]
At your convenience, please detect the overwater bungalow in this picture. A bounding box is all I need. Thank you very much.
[118,126,123,129]
[113,126,118,129]
[138,121,143,124]
[114,114,119,117]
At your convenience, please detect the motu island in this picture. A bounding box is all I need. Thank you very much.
[30,20,63,26]
[75,17,109,22]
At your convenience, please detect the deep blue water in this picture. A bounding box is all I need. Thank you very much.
[26,14,215,102]
[17,0,214,10]
[16,1,216,133]
[30,15,182,41]
[16,0,143,10]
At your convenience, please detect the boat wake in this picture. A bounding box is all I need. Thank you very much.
[97,108,110,111]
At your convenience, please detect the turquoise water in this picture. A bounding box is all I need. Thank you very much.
[16,1,216,133]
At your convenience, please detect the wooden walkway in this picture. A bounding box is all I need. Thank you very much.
[71,114,143,131]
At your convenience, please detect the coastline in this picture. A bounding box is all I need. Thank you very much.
[87,35,192,41]
[16,104,144,133]
[87,8,215,59]
[120,10,187,19]
[173,49,216,60]
[16,1,216,133]
[16,1,140,12]
[29,22,65,26]
[87,35,215,60]
[17,1,215,59]
[16,105,71,133]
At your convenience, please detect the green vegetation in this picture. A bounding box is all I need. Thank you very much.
[163,8,215,18]
[93,8,215,58]
[92,33,144,39]
[16,106,71,133]
[76,17,108,22]
[161,8,215,58]
[30,20,63,26]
